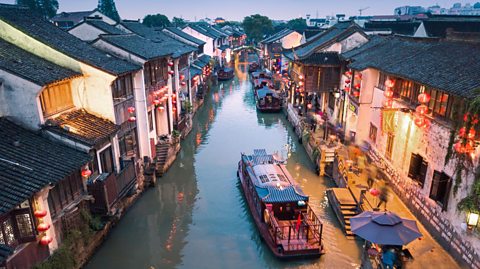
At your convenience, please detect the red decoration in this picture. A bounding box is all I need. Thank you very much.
[418,93,431,104]
[345,71,352,76]
[37,223,50,232]
[459,127,467,137]
[383,88,394,98]
[193,76,199,81]
[168,70,175,75]
[416,104,429,115]
[464,113,470,122]
[81,168,92,178]
[385,79,395,88]
[414,117,425,127]
[153,99,160,105]
[158,105,165,111]
[307,103,313,109]
[353,91,360,97]
[355,73,362,80]
[34,210,47,218]
[344,87,351,93]
[468,129,476,139]
[354,83,361,89]
[127,106,135,114]
[128,116,136,122]
[39,235,52,246]
[369,188,380,197]
[345,79,351,84]
[179,74,185,80]
[167,61,174,67]
[383,99,393,108]
[181,81,186,86]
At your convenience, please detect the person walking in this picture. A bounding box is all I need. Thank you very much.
[377,181,391,210]
[366,163,378,189]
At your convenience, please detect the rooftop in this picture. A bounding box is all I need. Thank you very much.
[163,27,205,46]
[0,118,90,215]
[0,4,140,76]
[345,35,480,98]
[51,9,96,23]
[78,18,125,35]
[98,34,172,60]
[45,109,120,147]
[0,39,81,86]
[261,28,296,44]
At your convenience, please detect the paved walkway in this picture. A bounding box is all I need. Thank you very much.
[339,147,464,268]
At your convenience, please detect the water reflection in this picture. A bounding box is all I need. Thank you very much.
[86,60,362,269]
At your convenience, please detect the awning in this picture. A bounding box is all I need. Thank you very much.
[190,66,202,77]
[256,185,309,203]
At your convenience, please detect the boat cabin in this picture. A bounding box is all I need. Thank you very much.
[256,87,282,112]
[251,70,272,81]
[218,67,234,81]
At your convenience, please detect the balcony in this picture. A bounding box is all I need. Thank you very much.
[87,159,137,215]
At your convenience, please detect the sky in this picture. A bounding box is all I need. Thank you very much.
[0,0,476,21]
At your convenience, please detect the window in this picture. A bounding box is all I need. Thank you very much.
[408,153,428,187]
[377,72,387,90]
[386,134,394,160]
[144,59,167,88]
[39,81,74,116]
[429,171,452,211]
[47,171,83,218]
[99,146,114,174]
[0,207,36,247]
[369,123,377,143]
[148,110,154,131]
[119,128,138,158]
[328,92,335,110]
[112,74,134,102]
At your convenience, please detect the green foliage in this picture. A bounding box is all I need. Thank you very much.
[184,100,193,113]
[143,13,171,28]
[458,166,480,213]
[97,0,120,22]
[172,129,181,138]
[16,0,58,19]
[172,17,186,28]
[242,14,274,43]
[287,18,307,32]
[33,246,75,269]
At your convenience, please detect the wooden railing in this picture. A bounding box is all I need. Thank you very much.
[267,204,323,252]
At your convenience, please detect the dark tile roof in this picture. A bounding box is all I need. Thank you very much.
[52,10,96,24]
[422,17,480,38]
[289,21,366,59]
[45,109,120,146]
[0,244,14,264]
[347,35,480,98]
[0,118,90,214]
[81,19,125,35]
[163,27,205,46]
[190,66,202,77]
[296,52,341,66]
[0,4,140,76]
[192,59,207,68]
[303,29,325,40]
[119,21,196,58]
[0,39,81,86]
[261,29,295,44]
[198,54,212,64]
[98,34,172,60]
[364,21,421,35]
[188,24,222,39]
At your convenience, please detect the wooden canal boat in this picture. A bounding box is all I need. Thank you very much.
[237,149,324,259]
[256,87,282,112]
[218,67,234,81]
[253,78,273,93]
[248,62,259,73]
[251,70,272,82]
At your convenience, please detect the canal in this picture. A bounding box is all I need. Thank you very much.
[85,54,362,269]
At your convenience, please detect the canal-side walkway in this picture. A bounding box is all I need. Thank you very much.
[285,104,463,268]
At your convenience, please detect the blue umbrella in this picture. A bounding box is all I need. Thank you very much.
[350,211,422,246]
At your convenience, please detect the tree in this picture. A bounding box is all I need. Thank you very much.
[143,14,171,28]
[242,14,274,43]
[287,18,307,32]
[172,17,186,28]
[97,0,121,22]
[16,0,58,19]
[474,2,480,9]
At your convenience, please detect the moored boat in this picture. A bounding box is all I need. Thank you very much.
[250,70,272,82]
[248,62,259,73]
[256,87,282,112]
[237,149,325,259]
[218,67,234,81]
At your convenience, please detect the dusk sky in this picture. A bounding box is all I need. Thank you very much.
[0,0,475,21]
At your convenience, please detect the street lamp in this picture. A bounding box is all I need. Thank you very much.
[467,211,479,230]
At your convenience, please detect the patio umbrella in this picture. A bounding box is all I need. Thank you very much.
[350,211,422,246]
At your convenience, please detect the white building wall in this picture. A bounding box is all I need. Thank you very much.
[68,24,106,42]
[280,32,303,49]
[183,27,215,57]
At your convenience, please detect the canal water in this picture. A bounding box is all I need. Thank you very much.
[85,55,362,269]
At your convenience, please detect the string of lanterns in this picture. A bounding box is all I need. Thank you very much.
[127,106,136,122]
[34,209,52,246]
[153,86,168,111]
[454,113,478,155]
[414,92,430,127]
[383,79,394,108]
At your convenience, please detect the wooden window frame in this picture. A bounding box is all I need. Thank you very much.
[386,134,394,160]
[369,123,377,144]
[429,171,452,211]
[408,153,428,187]
[39,81,74,117]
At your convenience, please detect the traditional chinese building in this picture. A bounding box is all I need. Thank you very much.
[260,28,303,71]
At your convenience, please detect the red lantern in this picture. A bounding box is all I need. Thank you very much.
[418,93,431,104]
[369,188,380,197]
[344,87,351,93]
[307,103,313,109]
[168,70,175,75]
[153,99,160,106]
[173,107,177,111]
[414,117,425,127]
[179,74,185,80]
[37,223,50,232]
[354,83,361,89]
[345,79,351,84]
[353,91,360,97]
[415,104,429,115]
[464,141,474,153]
[128,116,136,122]
[345,71,352,76]
[383,88,394,98]
[383,99,393,108]
[158,105,165,111]
[127,106,135,114]
[34,210,47,218]
[193,76,199,81]
[167,61,174,67]
[468,129,476,139]
[81,168,92,178]
[39,235,53,246]
[385,79,395,88]
[181,81,186,86]
[355,73,362,80]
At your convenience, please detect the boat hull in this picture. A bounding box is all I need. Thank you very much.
[237,162,323,259]
[256,104,282,113]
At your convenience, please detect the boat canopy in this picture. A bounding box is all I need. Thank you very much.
[256,185,308,203]
[257,87,279,99]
